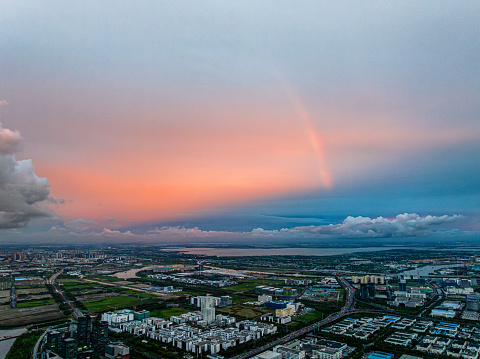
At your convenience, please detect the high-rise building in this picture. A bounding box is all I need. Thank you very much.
[91,321,109,352]
[62,338,77,359]
[360,283,375,300]
[399,280,407,292]
[76,315,91,349]
[200,296,216,324]
[46,330,63,354]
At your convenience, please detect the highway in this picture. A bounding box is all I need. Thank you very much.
[232,275,356,359]
[50,269,84,319]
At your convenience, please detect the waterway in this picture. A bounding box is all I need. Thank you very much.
[0,327,27,359]
[113,266,154,279]
[159,246,417,257]
[401,264,461,276]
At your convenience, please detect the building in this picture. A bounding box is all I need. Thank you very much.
[431,308,456,318]
[46,330,63,354]
[201,296,216,324]
[253,351,282,359]
[360,282,375,300]
[258,295,273,303]
[467,294,480,311]
[105,343,130,359]
[76,315,92,349]
[399,280,407,292]
[134,310,150,321]
[101,309,134,326]
[62,338,77,359]
[220,296,233,307]
[91,321,109,352]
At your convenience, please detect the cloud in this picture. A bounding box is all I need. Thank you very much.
[106,217,115,222]
[0,124,51,228]
[57,213,464,242]
[252,213,463,239]
[0,100,8,106]
[66,218,96,226]
[98,228,134,238]
[0,125,22,154]
[147,226,234,238]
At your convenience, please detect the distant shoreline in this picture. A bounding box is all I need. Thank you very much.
[156,245,480,257]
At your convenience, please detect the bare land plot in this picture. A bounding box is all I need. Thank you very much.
[217,305,272,319]
[0,304,64,327]
[17,294,52,301]
[16,287,48,295]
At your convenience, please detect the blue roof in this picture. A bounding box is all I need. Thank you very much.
[439,322,458,327]
[367,352,394,359]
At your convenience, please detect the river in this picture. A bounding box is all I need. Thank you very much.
[113,266,154,279]
[401,264,461,276]
[0,327,27,359]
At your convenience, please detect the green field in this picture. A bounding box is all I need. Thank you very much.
[150,307,190,319]
[294,310,324,323]
[17,298,56,308]
[115,289,156,298]
[57,278,86,284]
[218,305,271,319]
[83,296,144,312]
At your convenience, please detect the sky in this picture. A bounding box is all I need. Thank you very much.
[0,1,479,245]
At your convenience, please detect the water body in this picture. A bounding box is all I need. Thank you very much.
[401,264,461,276]
[0,327,27,359]
[113,266,154,279]
[160,246,416,257]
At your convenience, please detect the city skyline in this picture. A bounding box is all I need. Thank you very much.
[0,1,479,244]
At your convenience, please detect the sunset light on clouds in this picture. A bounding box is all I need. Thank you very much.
[0,1,479,243]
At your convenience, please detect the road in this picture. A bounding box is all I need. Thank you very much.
[232,275,356,359]
[32,269,67,359]
[50,269,83,319]
[10,286,16,309]
[32,327,51,359]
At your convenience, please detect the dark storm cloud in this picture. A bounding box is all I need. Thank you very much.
[0,124,51,228]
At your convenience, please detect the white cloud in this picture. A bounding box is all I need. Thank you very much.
[48,213,464,242]
[147,226,235,238]
[98,228,134,237]
[252,213,463,239]
[0,124,51,228]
